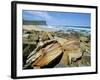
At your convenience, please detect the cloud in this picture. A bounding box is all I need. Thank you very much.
[24,11,52,20]
[24,10,59,25]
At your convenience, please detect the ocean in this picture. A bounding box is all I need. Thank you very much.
[41,25,90,32]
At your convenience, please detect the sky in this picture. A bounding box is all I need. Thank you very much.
[23,10,91,27]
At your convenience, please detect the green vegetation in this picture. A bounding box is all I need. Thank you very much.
[23,20,47,25]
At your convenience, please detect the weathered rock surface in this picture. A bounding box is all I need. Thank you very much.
[23,29,91,69]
